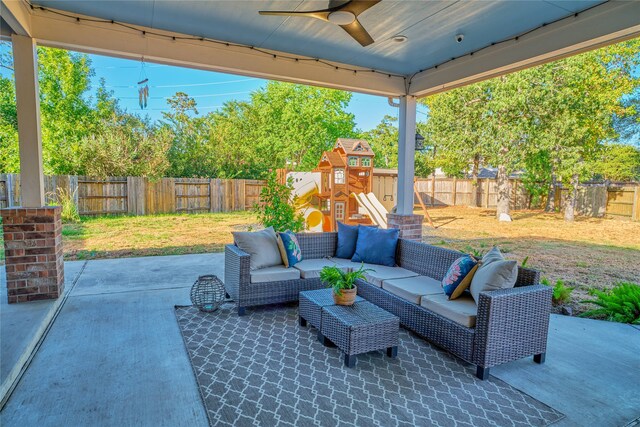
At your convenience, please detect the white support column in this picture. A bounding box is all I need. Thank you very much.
[396,95,416,215]
[12,34,45,207]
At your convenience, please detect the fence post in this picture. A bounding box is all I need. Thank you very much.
[7,173,15,207]
[633,186,639,221]
[452,177,457,206]
[431,174,436,206]
[485,178,490,208]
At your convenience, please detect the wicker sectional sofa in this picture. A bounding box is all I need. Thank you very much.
[224,231,552,379]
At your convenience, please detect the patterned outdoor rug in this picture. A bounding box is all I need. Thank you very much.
[175,303,563,427]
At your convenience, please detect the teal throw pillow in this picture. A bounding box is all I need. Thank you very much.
[442,256,478,299]
[278,230,302,267]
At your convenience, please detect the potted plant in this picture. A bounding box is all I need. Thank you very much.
[319,264,371,306]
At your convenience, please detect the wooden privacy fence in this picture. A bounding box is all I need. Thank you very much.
[412,177,530,210]
[1,172,638,220]
[371,174,639,221]
[0,174,265,216]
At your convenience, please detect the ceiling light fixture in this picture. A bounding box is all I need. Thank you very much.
[327,11,356,26]
[392,35,408,43]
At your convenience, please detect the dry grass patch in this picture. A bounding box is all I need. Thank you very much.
[421,206,640,314]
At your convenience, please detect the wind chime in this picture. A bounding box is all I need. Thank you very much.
[137,58,149,109]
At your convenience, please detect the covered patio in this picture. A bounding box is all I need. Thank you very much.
[1,0,640,425]
[1,254,639,425]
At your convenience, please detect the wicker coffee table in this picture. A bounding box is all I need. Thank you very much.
[299,289,399,368]
[299,288,364,329]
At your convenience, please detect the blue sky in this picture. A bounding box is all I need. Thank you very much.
[0,43,433,131]
[83,53,409,131]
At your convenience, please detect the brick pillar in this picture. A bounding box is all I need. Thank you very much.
[387,213,424,241]
[1,207,64,303]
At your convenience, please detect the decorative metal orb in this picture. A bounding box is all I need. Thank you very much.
[190,275,226,312]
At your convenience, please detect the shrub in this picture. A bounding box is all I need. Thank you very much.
[254,171,304,232]
[541,277,574,306]
[48,187,80,223]
[580,282,640,324]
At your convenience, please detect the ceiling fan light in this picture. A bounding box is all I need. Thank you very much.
[327,11,356,25]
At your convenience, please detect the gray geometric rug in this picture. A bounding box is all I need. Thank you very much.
[175,303,563,427]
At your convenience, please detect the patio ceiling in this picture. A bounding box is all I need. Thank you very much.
[26,0,605,76]
[2,0,640,97]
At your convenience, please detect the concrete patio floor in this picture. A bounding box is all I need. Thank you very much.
[1,253,639,426]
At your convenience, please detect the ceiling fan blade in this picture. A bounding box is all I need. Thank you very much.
[340,18,375,47]
[258,10,330,21]
[341,0,381,16]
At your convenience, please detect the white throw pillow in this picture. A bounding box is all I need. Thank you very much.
[469,247,518,303]
[232,226,283,270]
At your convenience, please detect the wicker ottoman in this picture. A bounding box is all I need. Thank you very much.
[320,301,400,368]
[298,288,364,330]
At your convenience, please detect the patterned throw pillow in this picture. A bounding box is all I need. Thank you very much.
[278,230,302,268]
[442,256,479,300]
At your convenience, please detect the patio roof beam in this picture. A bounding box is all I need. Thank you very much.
[1,0,32,37]
[24,7,406,97]
[408,0,640,98]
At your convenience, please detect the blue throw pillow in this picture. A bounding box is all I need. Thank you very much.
[352,227,399,267]
[335,222,359,259]
[442,256,478,300]
[278,230,302,268]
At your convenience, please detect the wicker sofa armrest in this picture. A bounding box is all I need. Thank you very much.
[296,232,337,259]
[473,284,552,368]
[224,244,251,301]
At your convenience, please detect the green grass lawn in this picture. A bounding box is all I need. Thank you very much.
[60,211,259,260]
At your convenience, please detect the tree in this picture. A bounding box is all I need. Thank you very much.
[249,82,357,172]
[421,84,487,181]
[361,115,399,169]
[78,118,171,179]
[0,75,19,173]
[205,100,263,178]
[37,47,97,174]
[420,38,640,221]
[592,143,640,182]
[161,92,222,178]
[524,40,640,220]
[421,75,533,219]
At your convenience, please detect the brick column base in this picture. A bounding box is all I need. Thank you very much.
[387,213,424,241]
[1,207,64,303]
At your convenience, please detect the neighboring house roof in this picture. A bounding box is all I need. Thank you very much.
[334,138,375,157]
[317,151,346,168]
[476,167,524,179]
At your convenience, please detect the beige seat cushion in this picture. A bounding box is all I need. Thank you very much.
[382,276,442,304]
[232,227,282,270]
[364,266,419,287]
[293,258,349,279]
[329,258,418,287]
[420,293,478,328]
[250,265,300,284]
[329,257,356,269]
[469,247,518,303]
